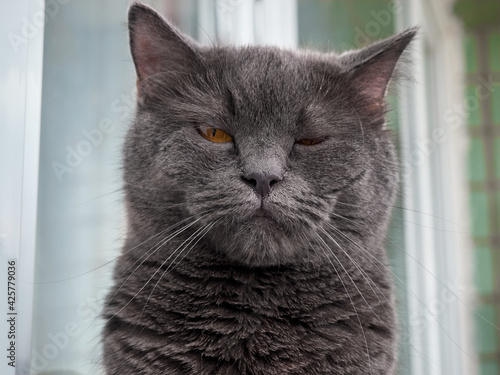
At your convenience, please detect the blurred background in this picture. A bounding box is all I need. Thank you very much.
[0,0,499,374]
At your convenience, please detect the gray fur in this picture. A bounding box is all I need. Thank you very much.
[103,3,416,374]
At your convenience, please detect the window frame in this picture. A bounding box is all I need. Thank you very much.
[397,0,475,374]
[0,1,45,374]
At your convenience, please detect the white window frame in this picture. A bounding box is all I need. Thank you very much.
[397,0,475,374]
[0,1,44,374]
[212,0,297,47]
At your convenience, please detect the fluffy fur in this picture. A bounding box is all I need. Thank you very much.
[103,3,416,374]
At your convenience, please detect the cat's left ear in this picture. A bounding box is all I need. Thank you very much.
[340,28,417,104]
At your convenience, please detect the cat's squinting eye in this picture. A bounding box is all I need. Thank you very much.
[198,126,233,143]
[296,139,324,146]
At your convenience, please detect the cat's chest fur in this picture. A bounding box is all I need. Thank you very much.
[104,244,397,375]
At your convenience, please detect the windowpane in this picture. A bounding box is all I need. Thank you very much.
[33,1,203,373]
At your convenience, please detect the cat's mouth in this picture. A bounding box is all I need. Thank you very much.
[254,207,272,219]
[250,203,294,231]
[251,196,280,220]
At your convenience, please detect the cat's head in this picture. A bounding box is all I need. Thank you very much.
[124,3,415,267]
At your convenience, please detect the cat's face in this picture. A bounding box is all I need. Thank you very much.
[124,4,415,266]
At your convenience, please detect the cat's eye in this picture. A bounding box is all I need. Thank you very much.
[198,126,233,143]
[296,138,323,146]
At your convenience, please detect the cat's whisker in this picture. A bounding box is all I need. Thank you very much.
[323,223,387,293]
[30,214,203,285]
[137,220,219,328]
[322,223,456,370]
[384,234,500,334]
[72,214,212,346]
[131,202,188,209]
[408,344,441,375]
[328,213,500,335]
[322,222,476,362]
[316,227,384,324]
[105,218,217,325]
[334,200,465,232]
[320,226,393,315]
[330,208,465,254]
[72,187,124,207]
[124,182,167,191]
[312,232,373,374]
[114,213,211,290]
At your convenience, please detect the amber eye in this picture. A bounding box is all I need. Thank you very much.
[198,126,233,143]
[296,139,322,146]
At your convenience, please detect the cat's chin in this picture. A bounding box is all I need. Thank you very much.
[254,207,272,219]
[209,213,312,268]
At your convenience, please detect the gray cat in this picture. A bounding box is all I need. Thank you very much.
[103,3,416,374]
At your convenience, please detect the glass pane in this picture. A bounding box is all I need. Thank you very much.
[33,1,203,373]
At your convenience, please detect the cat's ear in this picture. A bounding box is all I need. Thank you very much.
[128,3,201,84]
[340,28,417,104]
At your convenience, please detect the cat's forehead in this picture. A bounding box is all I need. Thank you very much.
[211,46,341,89]
[202,46,345,124]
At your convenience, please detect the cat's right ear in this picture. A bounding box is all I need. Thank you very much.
[128,3,201,91]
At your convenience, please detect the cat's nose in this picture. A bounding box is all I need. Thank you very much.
[241,172,282,197]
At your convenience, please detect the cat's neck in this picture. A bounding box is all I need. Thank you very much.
[115,235,393,322]
[108,237,396,375]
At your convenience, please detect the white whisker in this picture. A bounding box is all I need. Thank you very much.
[317,227,383,323]
[321,226,392,315]
[323,222,476,362]
[137,220,218,326]
[313,231,373,374]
